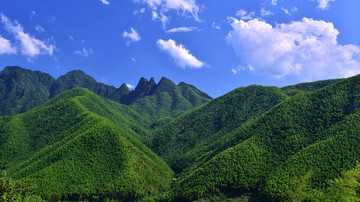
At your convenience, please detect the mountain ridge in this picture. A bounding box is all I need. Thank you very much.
[0,66,212,129]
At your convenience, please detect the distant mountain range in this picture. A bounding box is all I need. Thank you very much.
[2,65,360,201]
[0,66,212,129]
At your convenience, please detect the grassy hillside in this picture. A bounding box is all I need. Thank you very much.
[0,88,173,201]
[171,75,360,201]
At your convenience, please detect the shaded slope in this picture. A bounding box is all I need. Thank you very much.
[0,66,55,115]
[173,75,360,201]
[147,85,289,173]
[0,88,173,201]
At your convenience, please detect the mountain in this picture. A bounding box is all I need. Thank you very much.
[0,88,173,201]
[169,75,360,201]
[0,66,55,115]
[0,66,212,129]
[146,85,289,173]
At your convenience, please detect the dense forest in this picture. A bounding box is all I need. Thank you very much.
[1,66,360,201]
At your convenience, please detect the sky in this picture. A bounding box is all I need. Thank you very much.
[1,0,360,98]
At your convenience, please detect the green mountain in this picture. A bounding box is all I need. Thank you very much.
[0,66,212,129]
[0,66,55,116]
[0,88,173,201]
[146,85,289,173]
[170,75,360,201]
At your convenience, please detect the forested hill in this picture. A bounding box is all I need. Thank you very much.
[0,66,212,128]
[0,88,173,201]
[169,74,360,201]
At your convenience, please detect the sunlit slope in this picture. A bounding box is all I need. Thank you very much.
[173,75,360,201]
[146,85,289,173]
[0,88,173,201]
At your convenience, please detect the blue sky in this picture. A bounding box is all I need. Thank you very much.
[1,0,360,97]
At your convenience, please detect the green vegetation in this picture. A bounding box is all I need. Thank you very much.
[146,85,289,173]
[0,66,212,130]
[0,88,173,201]
[1,65,359,201]
[0,171,44,201]
[171,75,360,201]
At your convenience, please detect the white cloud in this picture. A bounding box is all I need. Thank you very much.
[1,14,55,57]
[134,0,200,26]
[226,17,360,80]
[156,39,204,68]
[123,28,141,44]
[35,25,45,32]
[166,27,198,33]
[212,22,220,30]
[231,65,252,75]
[281,7,297,16]
[260,8,273,17]
[152,11,169,28]
[74,48,94,57]
[282,8,290,15]
[30,11,36,20]
[313,0,335,10]
[100,0,110,5]
[134,8,146,15]
[271,0,277,6]
[126,84,135,89]
[236,9,255,20]
[0,36,16,54]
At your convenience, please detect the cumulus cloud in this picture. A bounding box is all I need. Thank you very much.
[100,0,110,5]
[313,0,335,9]
[123,28,141,44]
[1,14,55,57]
[134,0,200,27]
[226,17,360,80]
[156,39,204,68]
[166,26,198,33]
[0,36,16,54]
[74,48,94,57]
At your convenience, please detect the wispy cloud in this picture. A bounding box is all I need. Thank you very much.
[0,36,16,54]
[236,9,255,20]
[260,8,273,17]
[126,84,135,89]
[157,39,204,69]
[227,17,360,80]
[134,0,200,27]
[123,28,141,44]
[35,25,45,32]
[100,0,110,5]
[134,8,146,15]
[1,13,55,57]
[74,48,94,57]
[312,0,335,10]
[166,27,198,33]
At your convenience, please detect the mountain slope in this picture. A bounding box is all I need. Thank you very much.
[146,85,289,173]
[172,75,360,201]
[0,88,173,201]
[0,66,55,115]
